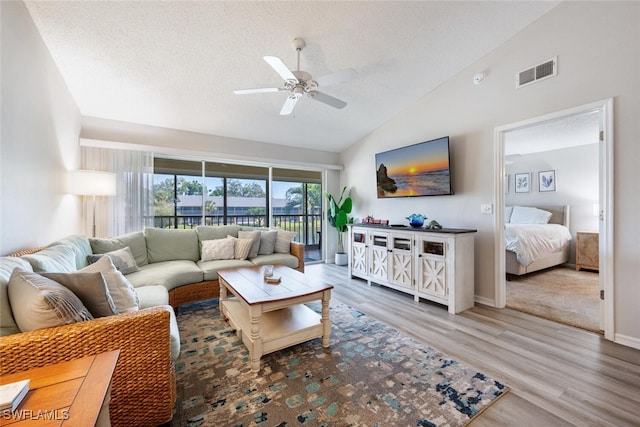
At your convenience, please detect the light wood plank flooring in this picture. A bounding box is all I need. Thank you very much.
[308,263,640,427]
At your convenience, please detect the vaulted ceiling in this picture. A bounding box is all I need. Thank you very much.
[25,1,560,153]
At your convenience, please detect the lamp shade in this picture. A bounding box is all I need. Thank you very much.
[67,170,116,196]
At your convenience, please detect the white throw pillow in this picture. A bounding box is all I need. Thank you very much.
[79,256,140,313]
[201,239,235,261]
[510,206,552,224]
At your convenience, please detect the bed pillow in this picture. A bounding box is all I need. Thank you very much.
[8,268,93,332]
[201,238,235,261]
[504,206,513,223]
[87,246,140,275]
[510,206,553,224]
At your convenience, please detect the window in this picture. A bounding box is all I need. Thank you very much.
[153,157,322,261]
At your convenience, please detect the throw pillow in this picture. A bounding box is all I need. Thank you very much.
[79,256,139,313]
[226,235,253,260]
[274,230,297,254]
[41,272,118,317]
[238,230,261,258]
[258,230,278,255]
[201,239,235,262]
[87,246,140,275]
[8,267,93,332]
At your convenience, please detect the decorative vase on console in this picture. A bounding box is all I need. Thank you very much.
[406,213,427,228]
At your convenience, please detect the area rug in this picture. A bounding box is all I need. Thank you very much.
[506,267,600,332]
[171,299,508,427]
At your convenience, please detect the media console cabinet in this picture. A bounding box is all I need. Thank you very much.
[348,224,477,314]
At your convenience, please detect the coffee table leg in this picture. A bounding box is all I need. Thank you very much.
[219,280,228,320]
[249,305,263,372]
[321,290,331,348]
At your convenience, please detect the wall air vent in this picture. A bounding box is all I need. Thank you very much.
[516,57,557,88]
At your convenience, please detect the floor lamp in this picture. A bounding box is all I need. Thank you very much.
[68,170,117,237]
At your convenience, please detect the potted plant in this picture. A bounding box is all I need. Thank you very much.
[325,186,354,265]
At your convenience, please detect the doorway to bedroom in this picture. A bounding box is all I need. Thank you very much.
[494,99,613,338]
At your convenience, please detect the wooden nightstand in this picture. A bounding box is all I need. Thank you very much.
[576,231,599,272]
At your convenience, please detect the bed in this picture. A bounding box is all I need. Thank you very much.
[505,205,572,277]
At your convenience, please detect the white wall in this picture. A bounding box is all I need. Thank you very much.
[341,2,640,344]
[0,1,83,255]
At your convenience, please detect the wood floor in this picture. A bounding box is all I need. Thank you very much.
[307,263,640,427]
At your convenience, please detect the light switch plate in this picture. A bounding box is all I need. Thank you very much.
[481,204,493,214]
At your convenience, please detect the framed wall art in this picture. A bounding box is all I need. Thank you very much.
[514,172,530,193]
[538,170,556,192]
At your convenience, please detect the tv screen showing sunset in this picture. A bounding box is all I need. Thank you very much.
[376,137,452,198]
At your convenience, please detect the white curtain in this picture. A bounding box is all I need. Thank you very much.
[82,147,154,237]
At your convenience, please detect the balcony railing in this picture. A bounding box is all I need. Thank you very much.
[148,214,322,246]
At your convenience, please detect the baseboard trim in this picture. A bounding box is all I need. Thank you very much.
[614,333,640,350]
[475,295,496,307]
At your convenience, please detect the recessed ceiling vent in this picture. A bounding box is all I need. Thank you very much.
[516,57,557,88]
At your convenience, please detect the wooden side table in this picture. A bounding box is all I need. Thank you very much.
[576,231,599,271]
[0,350,119,427]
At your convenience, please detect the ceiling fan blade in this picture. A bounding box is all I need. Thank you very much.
[308,91,347,109]
[233,87,282,95]
[280,94,301,115]
[263,56,298,83]
[315,68,357,88]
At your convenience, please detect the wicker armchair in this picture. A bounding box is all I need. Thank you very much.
[0,306,176,427]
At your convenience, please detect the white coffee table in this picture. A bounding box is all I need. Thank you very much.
[218,265,333,372]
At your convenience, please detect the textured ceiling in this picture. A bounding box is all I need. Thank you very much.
[25,1,560,153]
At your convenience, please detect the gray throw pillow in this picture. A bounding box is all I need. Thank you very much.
[275,230,297,254]
[41,272,118,317]
[8,267,93,332]
[238,230,261,258]
[87,246,140,274]
[258,230,278,255]
[80,256,139,313]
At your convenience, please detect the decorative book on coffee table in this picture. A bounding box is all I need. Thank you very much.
[0,379,29,412]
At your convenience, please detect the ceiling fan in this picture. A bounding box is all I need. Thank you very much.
[233,38,357,115]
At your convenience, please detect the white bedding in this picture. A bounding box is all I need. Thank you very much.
[505,223,572,267]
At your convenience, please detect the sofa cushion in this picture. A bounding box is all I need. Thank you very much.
[144,228,200,263]
[250,253,300,271]
[201,238,234,261]
[0,257,33,336]
[41,272,118,317]
[238,230,261,258]
[125,260,204,291]
[275,230,297,254]
[87,246,140,274]
[8,267,93,332]
[48,235,93,269]
[197,259,254,281]
[79,256,139,313]
[258,230,278,255]
[90,231,148,266]
[21,245,77,273]
[196,225,242,242]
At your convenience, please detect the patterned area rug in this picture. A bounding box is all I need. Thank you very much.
[171,299,508,426]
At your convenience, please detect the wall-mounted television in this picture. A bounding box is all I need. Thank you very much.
[375,136,453,198]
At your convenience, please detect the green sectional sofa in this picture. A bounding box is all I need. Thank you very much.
[0,225,304,427]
